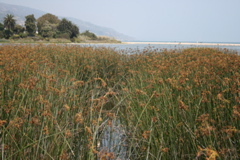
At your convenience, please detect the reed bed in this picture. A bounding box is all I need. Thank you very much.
[0,44,239,159]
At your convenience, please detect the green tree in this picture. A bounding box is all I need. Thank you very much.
[4,14,16,31]
[3,30,12,39]
[81,30,97,40]
[0,23,4,31]
[25,14,36,36]
[0,23,4,38]
[57,18,72,37]
[70,24,80,38]
[13,25,25,34]
[0,23,3,38]
[41,21,55,38]
[0,32,3,39]
[37,13,60,35]
[57,18,79,39]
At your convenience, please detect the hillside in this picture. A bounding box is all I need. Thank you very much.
[0,2,134,41]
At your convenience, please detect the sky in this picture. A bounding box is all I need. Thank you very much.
[0,0,240,42]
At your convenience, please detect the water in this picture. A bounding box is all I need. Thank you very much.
[76,41,240,55]
[98,119,128,159]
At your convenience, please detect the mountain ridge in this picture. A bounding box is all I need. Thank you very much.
[0,2,134,41]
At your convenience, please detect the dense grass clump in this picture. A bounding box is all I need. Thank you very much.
[0,45,239,159]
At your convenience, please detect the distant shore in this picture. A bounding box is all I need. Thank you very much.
[122,42,240,46]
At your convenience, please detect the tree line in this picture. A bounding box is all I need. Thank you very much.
[0,13,98,41]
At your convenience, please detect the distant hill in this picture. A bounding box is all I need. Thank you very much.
[0,2,134,41]
[0,3,45,25]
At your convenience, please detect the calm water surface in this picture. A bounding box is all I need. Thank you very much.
[77,42,240,55]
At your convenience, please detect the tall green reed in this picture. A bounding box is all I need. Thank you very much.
[0,45,239,159]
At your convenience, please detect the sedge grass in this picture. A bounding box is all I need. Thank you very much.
[0,45,239,159]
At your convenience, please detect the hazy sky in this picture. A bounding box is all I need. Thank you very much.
[1,0,240,42]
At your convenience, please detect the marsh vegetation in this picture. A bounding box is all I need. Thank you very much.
[0,45,239,159]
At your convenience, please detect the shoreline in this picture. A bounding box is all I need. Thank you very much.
[122,42,240,46]
[1,41,240,46]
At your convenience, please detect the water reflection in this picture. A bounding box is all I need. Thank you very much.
[98,118,128,160]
